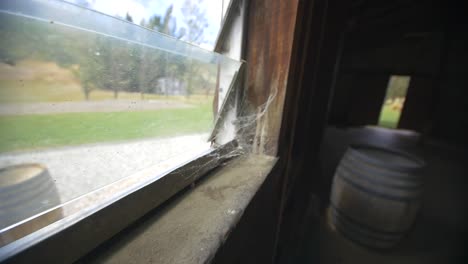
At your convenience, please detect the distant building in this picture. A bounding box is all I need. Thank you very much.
[156,77,187,95]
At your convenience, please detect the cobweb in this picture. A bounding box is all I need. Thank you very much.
[183,62,278,182]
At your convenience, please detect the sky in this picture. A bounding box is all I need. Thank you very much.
[67,0,225,49]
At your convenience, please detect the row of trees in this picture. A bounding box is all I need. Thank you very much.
[0,0,217,100]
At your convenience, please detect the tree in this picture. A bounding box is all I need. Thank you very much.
[72,37,108,100]
[181,0,208,45]
[136,47,165,99]
[143,5,185,39]
[125,12,133,23]
[136,5,192,98]
[0,2,213,100]
[180,0,210,98]
[73,36,135,100]
[104,41,136,99]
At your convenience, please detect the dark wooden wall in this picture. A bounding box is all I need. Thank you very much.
[430,16,468,146]
[216,0,468,263]
[213,0,303,262]
[399,76,435,132]
[214,0,349,262]
[245,0,299,156]
[346,73,389,126]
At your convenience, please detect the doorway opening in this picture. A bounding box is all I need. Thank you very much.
[378,75,411,128]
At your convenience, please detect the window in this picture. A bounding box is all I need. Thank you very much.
[378,75,411,128]
[0,0,243,257]
[66,0,231,50]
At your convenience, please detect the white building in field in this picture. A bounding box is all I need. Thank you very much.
[156,77,187,96]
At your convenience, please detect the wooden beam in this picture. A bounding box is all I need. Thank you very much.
[245,0,300,156]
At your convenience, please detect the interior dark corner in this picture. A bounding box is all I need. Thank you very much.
[214,0,468,263]
[1,0,467,263]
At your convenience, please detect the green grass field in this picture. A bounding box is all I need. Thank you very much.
[0,104,213,152]
[378,105,401,128]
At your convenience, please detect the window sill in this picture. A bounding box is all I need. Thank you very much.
[81,154,277,264]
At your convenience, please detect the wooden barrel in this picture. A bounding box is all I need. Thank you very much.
[0,164,62,231]
[350,126,421,154]
[329,145,425,248]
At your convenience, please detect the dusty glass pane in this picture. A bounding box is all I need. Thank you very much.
[66,0,226,50]
[0,0,241,233]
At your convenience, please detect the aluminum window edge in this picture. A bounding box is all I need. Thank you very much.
[214,0,245,54]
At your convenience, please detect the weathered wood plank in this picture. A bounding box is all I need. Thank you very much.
[245,0,299,156]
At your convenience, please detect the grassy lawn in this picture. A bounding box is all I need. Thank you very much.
[378,105,401,128]
[0,104,213,153]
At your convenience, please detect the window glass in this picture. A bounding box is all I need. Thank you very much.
[0,0,241,235]
[66,0,229,50]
